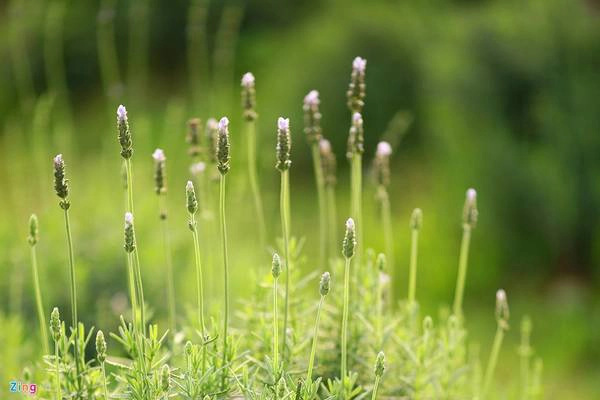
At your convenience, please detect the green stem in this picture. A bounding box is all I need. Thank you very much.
[190,213,206,334]
[452,225,472,317]
[126,252,138,331]
[306,296,324,382]
[280,171,291,361]
[54,342,61,400]
[246,120,267,248]
[379,187,394,275]
[376,273,383,349]
[62,208,80,386]
[187,0,209,112]
[341,256,352,380]
[273,277,279,375]
[219,174,230,389]
[351,154,363,259]
[159,195,176,336]
[482,324,506,397]
[30,245,49,354]
[101,362,109,400]
[408,228,419,305]
[371,376,381,400]
[311,143,327,267]
[326,186,337,257]
[96,0,121,101]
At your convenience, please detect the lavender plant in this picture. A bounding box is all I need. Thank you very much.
[242,72,267,247]
[373,141,394,271]
[408,208,423,305]
[153,148,176,335]
[453,188,478,317]
[304,90,327,267]
[186,180,207,336]
[320,138,338,256]
[482,289,510,397]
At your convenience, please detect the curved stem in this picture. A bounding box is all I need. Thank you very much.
[280,171,291,361]
[453,226,472,317]
[219,174,230,389]
[408,228,419,305]
[341,256,351,380]
[63,208,80,386]
[246,120,267,248]
[30,245,49,354]
[311,143,327,267]
[306,296,324,382]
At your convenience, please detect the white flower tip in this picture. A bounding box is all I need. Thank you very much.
[241,72,255,88]
[352,112,363,125]
[278,117,290,131]
[218,117,229,132]
[124,212,134,224]
[190,162,206,175]
[345,217,355,231]
[376,141,392,157]
[54,154,63,164]
[304,90,320,106]
[186,180,194,190]
[466,188,477,201]
[319,139,331,153]
[206,118,218,130]
[352,56,367,73]
[117,104,127,121]
[152,148,166,162]
[496,289,506,302]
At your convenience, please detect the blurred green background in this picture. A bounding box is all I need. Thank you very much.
[1,0,599,397]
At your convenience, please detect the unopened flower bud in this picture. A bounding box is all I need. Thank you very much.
[374,351,385,377]
[50,307,61,342]
[153,149,167,195]
[117,105,133,159]
[342,218,357,259]
[346,112,364,158]
[161,364,170,392]
[319,271,331,296]
[186,181,198,215]
[410,208,423,231]
[303,90,322,144]
[241,72,257,121]
[28,214,39,246]
[53,154,70,209]
[495,289,509,328]
[206,118,219,164]
[373,141,392,187]
[320,139,337,187]
[347,57,367,113]
[217,117,231,175]
[271,253,281,279]
[96,330,107,363]
[463,188,478,228]
[187,118,202,157]
[124,212,135,253]
[276,117,292,171]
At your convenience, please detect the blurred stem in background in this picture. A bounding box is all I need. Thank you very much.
[519,316,532,400]
[482,290,509,398]
[128,0,150,107]
[97,0,122,105]
[408,208,422,305]
[187,0,210,114]
[45,0,73,154]
[8,0,35,114]
[453,189,477,317]
[213,2,244,114]
[28,215,50,355]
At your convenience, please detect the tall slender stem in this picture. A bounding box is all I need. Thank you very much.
[327,186,337,256]
[376,272,384,349]
[190,213,206,334]
[54,343,61,400]
[379,187,393,274]
[30,245,49,354]
[219,174,230,388]
[341,256,351,380]
[311,143,327,267]
[62,208,80,384]
[371,376,381,400]
[452,225,472,317]
[159,195,176,335]
[482,325,505,397]
[272,277,279,375]
[306,296,324,382]
[350,154,362,272]
[408,228,419,305]
[126,252,138,331]
[246,120,267,248]
[280,170,291,360]
[101,362,109,400]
